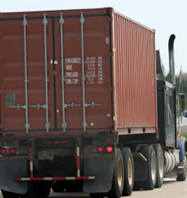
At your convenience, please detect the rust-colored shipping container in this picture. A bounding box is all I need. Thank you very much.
[0,8,160,197]
[0,8,157,137]
[113,12,157,135]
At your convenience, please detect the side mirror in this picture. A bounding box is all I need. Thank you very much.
[178,93,185,111]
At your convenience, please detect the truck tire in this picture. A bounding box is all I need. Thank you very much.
[52,181,64,192]
[177,168,186,181]
[65,181,78,192]
[1,190,19,198]
[133,181,141,190]
[37,181,51,198]
[141,145,156,190]
[90,193,105,198]
[108,148,124,198]
[153,144,164,188]
[121,147,134,196]
[20,182,38,198]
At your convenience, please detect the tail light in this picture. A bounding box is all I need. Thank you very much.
[107,146,113,153]
[46,140,67,145]
[108,138,112,143]
[14,141,19,145]
[97,146,114,153]
[10,148,16,154]
[97,147,103,153]
[0,148,6,155]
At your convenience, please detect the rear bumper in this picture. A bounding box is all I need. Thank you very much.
[0,133,116,193]
[16,147,96,182]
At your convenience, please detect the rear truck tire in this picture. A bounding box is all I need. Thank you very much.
[133,181,141,191]
[90,193,105,198]
[177,168,186,181]
[1,190,19,198]
[141,145,157,190]
[65,180,79,192]
[37,181,51,198]
[121,147,134,196]
[153,144,164,188]
[52,181,65,192]
[176,136,187,182]
[108,148,124,198]
[20,182,38,198]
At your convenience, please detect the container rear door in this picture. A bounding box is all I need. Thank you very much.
[55,13,113,135]
[0,11,113,136]
[0,15,55,136]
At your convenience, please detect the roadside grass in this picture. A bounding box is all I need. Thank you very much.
[182,133,187,139]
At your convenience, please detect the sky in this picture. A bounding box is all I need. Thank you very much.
[1,0,187,75]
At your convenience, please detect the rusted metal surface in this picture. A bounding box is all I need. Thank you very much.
[0,8,157,137]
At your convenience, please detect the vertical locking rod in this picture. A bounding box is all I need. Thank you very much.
[59,13,67,133]
[80,12,87,133]
[23,15,30,134]
[43,14,50,133]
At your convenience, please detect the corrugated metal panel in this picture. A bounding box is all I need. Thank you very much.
[113,12,157,134]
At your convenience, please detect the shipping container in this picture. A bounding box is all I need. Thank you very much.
[113,11,157,135]
[0,8,186,198]
[0,8,157,138]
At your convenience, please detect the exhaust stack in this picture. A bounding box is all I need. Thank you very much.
[168,34,176,85]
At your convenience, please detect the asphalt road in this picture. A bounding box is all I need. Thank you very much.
[47,178,187,198]
[1,178,186,198]
[0,178,184,198]
[49,178,187,198]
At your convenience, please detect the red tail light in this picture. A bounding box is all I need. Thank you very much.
[46,142,52,145]
[107,146,113,153]
[97,147,103,153]
[10,148,16,154]
[54,141,59,144]
[108,138,112,143]
[14,141,19,145]
[1,149,6,155]
[62,141,67,144]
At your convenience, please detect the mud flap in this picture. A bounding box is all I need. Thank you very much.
[0,160,28,194]
[83,158,114,193]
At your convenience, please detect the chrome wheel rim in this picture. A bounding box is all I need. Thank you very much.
[117,158,123,188]
[151,152,156,181]
[158,152,164,179]
[128,157,133,185]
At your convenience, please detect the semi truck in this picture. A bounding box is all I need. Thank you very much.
[0,7,186,198]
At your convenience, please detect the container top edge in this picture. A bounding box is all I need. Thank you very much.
[114,10,155,33]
